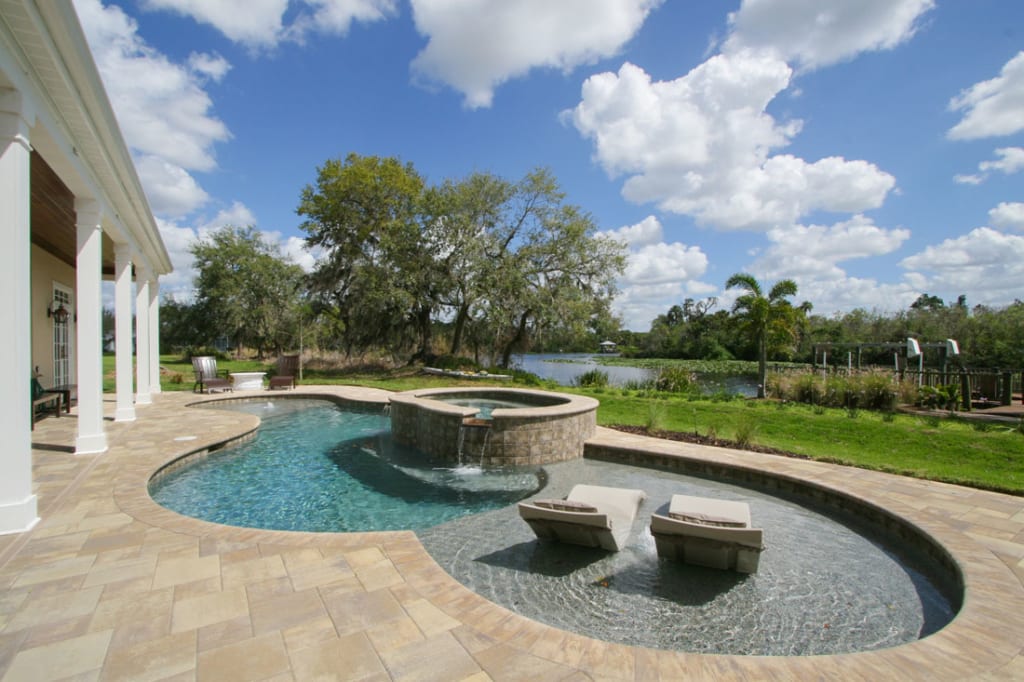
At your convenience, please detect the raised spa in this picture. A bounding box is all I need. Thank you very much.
[388,387,599,467]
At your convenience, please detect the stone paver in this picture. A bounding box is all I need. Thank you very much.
[0,385,1021,680]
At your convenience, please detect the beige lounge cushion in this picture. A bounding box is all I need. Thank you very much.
[533,498,599,513]
[668,494,751,528]
[668,511,747,528]
[518,483,646,552]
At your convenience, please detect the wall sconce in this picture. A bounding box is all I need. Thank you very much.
[47,301,70,324]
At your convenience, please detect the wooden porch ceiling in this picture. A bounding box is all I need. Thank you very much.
[31,151,116,276]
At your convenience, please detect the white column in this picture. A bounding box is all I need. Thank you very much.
[0,89,39,533]
[74,198,108,454]
[134,269,151,404]
[148,277,161,394]
[113,244,135,421]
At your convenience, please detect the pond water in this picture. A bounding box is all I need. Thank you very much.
[512,353,759,397]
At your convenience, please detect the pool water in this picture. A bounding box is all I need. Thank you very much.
[149,399,542,532]
[433,397,536,419]
[151,398,956,656]
[419,457,957,656]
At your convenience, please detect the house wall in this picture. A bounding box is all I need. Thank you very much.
[31,244,75,386]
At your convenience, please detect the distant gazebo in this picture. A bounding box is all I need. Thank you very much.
[599,340,618,354]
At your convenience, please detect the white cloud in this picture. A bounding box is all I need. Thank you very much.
[281,236,321,272]
[155,203,322,300]
[599,215,663,247]
[613,280,716,331]
[979,146,1024,174]
[569,57,895,230]
[900,227,1024,303]
[783,277,919,316]
[288,0,398,41]
[196,202,258,234]
[723,0,934,71]
[953,173,985,186]
[752,215,910,281]
[989,202,1024,232]
[624,242,708,286]
[154,217,202,301]
[599,216,713,329]
[948,51,1024,140]
[134,156,210,217]
[954,147,1024,185]
[411,0,662,108]
[140,0,395,50]
[187,52,232,82]
[141,0,288,49]
[74,0,231,218]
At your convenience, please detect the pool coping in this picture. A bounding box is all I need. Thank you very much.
[10,385,1024,679]
[129,388,1024,678]
[388,386,600,420]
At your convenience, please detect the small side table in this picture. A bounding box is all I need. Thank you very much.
[229,372,267,391]
[50,384,75,413]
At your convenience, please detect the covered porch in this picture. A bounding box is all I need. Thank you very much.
[1,1,172,534]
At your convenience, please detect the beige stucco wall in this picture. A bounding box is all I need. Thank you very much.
[31,245,75,386]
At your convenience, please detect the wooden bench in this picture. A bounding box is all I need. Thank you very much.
[32,391,62,429]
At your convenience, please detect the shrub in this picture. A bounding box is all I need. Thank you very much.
[768,369,911,412]
[434,355,480,371]
[646,402,666,431]
[734,416,758,449]
[181,347,229,362]
[623,378,656,391]
[655,366,699,394]
[574,369,609,388]
[916,384,960,411]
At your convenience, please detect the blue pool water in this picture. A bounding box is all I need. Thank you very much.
[149,399,543,532]
[433,397,535,419]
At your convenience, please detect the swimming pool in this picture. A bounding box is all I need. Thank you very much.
[149,399,543,532]
[151,397,956,655]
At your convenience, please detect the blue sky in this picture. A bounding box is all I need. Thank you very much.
[74,0,1024,330]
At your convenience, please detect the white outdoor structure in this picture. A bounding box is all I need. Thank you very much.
[0,1,172,533]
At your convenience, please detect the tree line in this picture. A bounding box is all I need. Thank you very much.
[629,291,1024,371]
[160,154,627,365]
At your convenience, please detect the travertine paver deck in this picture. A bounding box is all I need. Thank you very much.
[1,386,1023,680]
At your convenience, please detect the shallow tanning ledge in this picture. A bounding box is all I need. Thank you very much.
[388,387,599,467]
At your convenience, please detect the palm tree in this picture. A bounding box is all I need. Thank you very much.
[725,273,799,398]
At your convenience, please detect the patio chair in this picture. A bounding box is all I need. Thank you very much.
[649,494,764,573]
[517,484,646,552]
[268,354,299,390]
[192,356,232,393]
[31,376,62,429]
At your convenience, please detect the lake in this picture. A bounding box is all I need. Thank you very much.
[510,353,758,397]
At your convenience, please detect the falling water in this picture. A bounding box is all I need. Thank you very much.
[456,424,467,466]
[478,427,491,468]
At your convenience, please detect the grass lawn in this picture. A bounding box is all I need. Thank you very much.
[103,355,1024,495]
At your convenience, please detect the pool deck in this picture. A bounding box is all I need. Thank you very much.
[1,386,1022,680]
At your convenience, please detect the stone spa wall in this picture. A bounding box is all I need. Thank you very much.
[388,388,599,467]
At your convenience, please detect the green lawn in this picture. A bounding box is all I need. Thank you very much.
[103,355,1024,495]
[586,391,1024,495]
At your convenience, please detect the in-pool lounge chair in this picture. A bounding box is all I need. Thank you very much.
[192,356,232,393]
[268,354,299,390]
[649,494,764,573]
[518,484,646,552]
